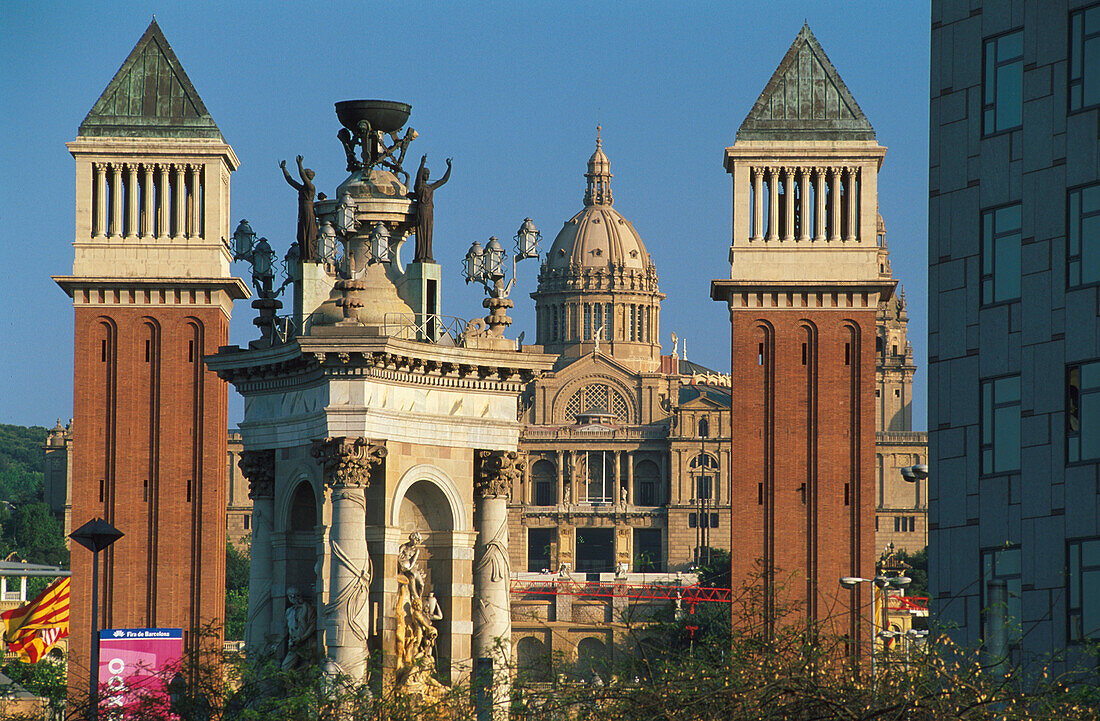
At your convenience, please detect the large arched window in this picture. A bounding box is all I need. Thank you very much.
[531,459,556,506]
[563,383,630,423]
[580,451,616,505]
[689,454,719,501]
[633,459,660,506]
[517,636,551,682]
[577,637,608,681]
[288,480,317,532]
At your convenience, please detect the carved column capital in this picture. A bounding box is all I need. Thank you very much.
[239,449,276,499]
[475,450,525,499]
[311,437,386,489]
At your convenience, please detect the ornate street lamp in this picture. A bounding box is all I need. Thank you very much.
[368,222,391,264]
[484,236,505,280]
[319,221,340,264]
[514,217,542,259]
[252,237,276,295]
[464,240,485,285]
[232,219,257,262]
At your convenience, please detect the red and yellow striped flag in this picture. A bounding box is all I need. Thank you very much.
[1,577,70,663]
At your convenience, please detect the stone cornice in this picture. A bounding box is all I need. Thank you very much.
[711,278,897,307]
[517,506,668,522]
[208,334,556,393]
[54,275,250,300]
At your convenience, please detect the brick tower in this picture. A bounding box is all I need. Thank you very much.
[710,25,893,651]
[54,20,247,691]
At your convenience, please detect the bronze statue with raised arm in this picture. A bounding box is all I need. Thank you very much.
[280,155,319,261]
[412,155,452,263]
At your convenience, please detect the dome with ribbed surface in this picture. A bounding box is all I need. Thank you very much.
[545,127,651,272]
[532,129,664,373]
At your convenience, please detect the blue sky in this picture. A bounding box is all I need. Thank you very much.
[0,1,930,429]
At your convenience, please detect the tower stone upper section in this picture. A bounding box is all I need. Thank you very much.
[58,20,246,316]
[717,24,890,296]
[532,129,664,372]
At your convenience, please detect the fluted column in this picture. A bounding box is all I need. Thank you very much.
[94,163,107,238]
[189,164,202,238]
[626,456,635,505]
[173,164,186,239]
[157,164,169,238]
[125,164,139,238]
[813,168,826,241]
[798,168,811,241]
[845,167,858,241]
[782,167,795,241]
[110,164,123,238]
[142,165,154,237]
[239,450,276,651]
[766,167,779,241]
[473,450,523,720]
[614,451,624,506]
[312,436,385,683]
[828,167,841,242]
[556,450,565,505]
[751,167,763,241]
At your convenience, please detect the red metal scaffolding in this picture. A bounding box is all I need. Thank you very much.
[510,578,733,612]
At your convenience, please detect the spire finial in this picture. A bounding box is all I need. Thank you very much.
[596,124,602,149]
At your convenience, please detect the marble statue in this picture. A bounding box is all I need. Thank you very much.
[394,531,447,699]
[282,586,317,670]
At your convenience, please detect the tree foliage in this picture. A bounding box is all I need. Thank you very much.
[0,424,48,505]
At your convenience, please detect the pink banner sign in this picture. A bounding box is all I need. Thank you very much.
[98,628,183,716]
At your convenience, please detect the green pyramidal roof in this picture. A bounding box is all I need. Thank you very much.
[78,19,223,140]
[736,24,875,142]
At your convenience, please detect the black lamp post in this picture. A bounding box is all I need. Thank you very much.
[70,517,124,721]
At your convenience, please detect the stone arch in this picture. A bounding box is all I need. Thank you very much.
[531,458,556,506]
[576,636,608,679]
[553,374,637,425]
[516,635,551,681]
[633,458,661,507]
[287,480,317,532]
[391,464,468,532]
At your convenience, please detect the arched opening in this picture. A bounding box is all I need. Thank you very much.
[517,636,551,682]
[531,459,556,506]
[395,477,458,678]
[284,480,319,616]
[698,417,710,438]
[289,481,317,532]
[633,459,660,507]
[577,637,608,681]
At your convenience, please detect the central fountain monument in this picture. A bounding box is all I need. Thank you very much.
[209,100,554,717]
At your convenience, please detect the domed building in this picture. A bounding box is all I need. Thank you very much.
[532,128,665,372]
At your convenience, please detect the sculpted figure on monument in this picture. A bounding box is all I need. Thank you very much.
[282,586,317,670]
[411,155,452,263]
[397,531,427,600]
[280,155,319,261]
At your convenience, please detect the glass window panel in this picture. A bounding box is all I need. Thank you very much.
[1073,84,1084,111]
[1070,436,1081,462]
[995,236,1021,300]
[996,64,1023,130]
[1073,15,1084,79]
[997,547,1022,576]
[984,108,995,130]
[997,204,1022,231]
[1083,570,1100,637]
[983,213,995,268]
[1069,192,1081,254]
[1082,185,1100,212]
[1071,262,1082,286]
[1071,543,1082,606]
[998,375,1021,403]
[983,448,994,471]
[999,31,1023,61]
[985,42,997,102]
[1084,538,1100,565]
[994,407,1020,471]
[1087,7,1100,35]
[1081,362,1100,389]
[983,383,994,442]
